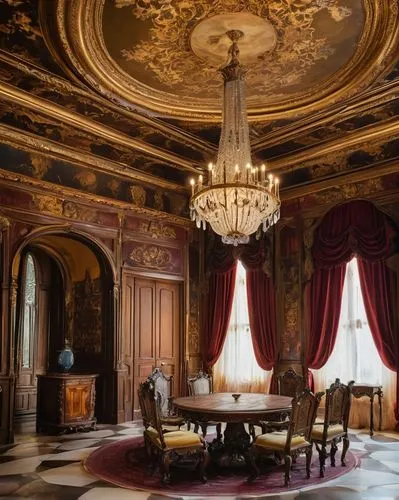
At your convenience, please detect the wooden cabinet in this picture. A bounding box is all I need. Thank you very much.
[36,374,98,433]
[123,275,182,417]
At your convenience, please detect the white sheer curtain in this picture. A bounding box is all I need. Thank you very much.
[213,261,271,393]
[312,257,397,430]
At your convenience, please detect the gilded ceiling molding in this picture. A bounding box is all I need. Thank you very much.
[0,123,188,193]
[0,80,202,174]
[252,79,399,152]
[0,49,216,156]
[281,157,399,201]
[269,116,399,173]
[0,170,193,229]
[48,0,399,121]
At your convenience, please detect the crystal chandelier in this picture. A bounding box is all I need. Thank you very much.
[189,30,280,246]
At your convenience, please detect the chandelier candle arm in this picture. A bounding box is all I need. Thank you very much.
[189,29,281,245]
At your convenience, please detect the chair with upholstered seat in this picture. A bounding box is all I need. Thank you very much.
[137,380,210,484]
[147,367,185,430]
[251,368,306,439]
[311,378,354,477]
[277,368,306,398]
[187,370,222,440]
[248,389,323,486]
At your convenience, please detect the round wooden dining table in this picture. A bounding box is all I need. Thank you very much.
[174,392,292,466]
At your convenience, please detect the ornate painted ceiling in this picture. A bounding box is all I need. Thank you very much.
[0,0,399,222]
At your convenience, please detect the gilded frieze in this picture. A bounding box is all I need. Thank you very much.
[0,143,190,219]
[31,194,63,216]
[312,178,384,205]
[129,245,172,270]
[138,221,177,240]
[124,241,183,274]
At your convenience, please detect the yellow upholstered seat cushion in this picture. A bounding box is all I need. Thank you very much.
[255,431,310,450]
[311,423,344,441]
[145,428,203,449]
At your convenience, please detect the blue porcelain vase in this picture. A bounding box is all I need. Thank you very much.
[57,339,74,372]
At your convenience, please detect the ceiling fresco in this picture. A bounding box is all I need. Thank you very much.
[1,0,399,222]
[45,0,398,120]
[103,0,362,100]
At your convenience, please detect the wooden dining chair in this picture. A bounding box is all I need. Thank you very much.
[136,380,210,484]
[147,367,185,430]
[277,368,306,398]
[248,389,323,486]
[187,370,222,440]
[250,368,305,439]
[311,378,354,477]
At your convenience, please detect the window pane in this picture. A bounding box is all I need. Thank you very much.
[312,257,390,386]
[22,254,36,369]
[214,261,270,392]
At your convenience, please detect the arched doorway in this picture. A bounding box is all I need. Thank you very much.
[11,230,116,437]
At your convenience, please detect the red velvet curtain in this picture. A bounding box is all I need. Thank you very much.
[203,263,237,369]
[307,201,398,422]
[246,268,276,371]
[306,265,346,370]
[358,259,399,419]
[204,235,277,371]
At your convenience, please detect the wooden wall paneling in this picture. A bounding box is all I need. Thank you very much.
[121,272,134,421]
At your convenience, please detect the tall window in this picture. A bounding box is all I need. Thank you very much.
[21,253,37,369]
[213,261,271,393]
[312,257,396,429]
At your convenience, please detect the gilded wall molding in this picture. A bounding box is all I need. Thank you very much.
[0,170,193,229]
[0,123,188,193]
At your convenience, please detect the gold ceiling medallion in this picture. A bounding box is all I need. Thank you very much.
[189,30,280,245]
[47,0,399,121]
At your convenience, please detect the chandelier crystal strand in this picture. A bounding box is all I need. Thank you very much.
[189,30,281,246]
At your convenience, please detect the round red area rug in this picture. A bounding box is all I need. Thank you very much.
[84,436,358,497]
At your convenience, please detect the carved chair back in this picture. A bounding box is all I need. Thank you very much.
[138,380,166,448]
[324,379,354,432]
[277,368,306,398]
[147,367,174,417]
[187,370,213,396]
[285,389,323,450]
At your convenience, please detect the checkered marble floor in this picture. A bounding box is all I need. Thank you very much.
[0,421,399,499]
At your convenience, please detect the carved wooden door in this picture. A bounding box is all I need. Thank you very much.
[155,281,180,398]
[129,276,181,415]
[132,278,157,415]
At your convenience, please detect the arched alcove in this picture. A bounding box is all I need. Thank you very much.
[10,228,117,437]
